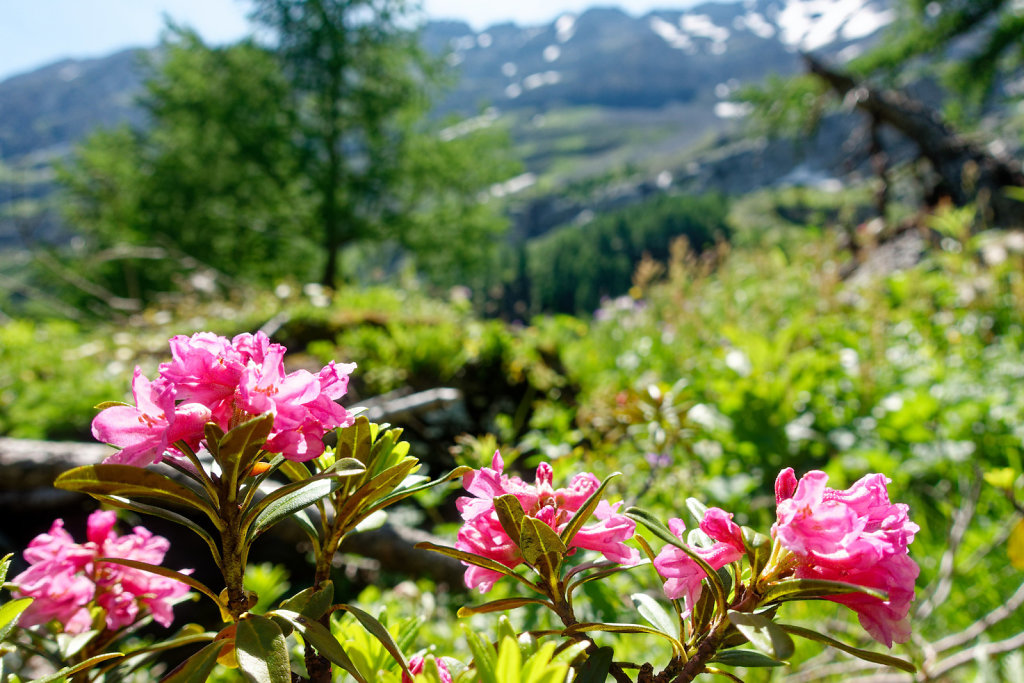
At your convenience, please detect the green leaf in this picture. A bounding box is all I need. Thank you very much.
[727,611,794,661]
[567,562,647,597]
[777,623,917,673]
[30,653,124,683]
[0,553,11,585]
[334,459,420,528]
[625,507,727,612]
[247,477,346,540]
[761,578,888,604]
[94,494,222,567]
[338,603,411,677]
[56,630,99,659]
[496,637,522,683]
[685,497,708,524]
[364,465,470,511]
[279,581,334,619]
[108,625,216,665]
[272,610,368,683]
[741,526,772,578]
[242,461,363,534]
[94,400,131,411]
[0,598,33,642]
[160,641,224,682]
[494,494,525,545]
[562,622,684,656]
[631,593,678,639]
[415,542,536,591]
[710,649,786,668]
[549,640,590,668]
[571,646,613,683]
[98,557,225,614]
[236,613,291,683]
[519,517,566,576]
[218,413,275,492]
[461,624,498,683]
[278,459,312,484]
[457,597,553,617]
[54,465,217,523]
[559,472,619,547]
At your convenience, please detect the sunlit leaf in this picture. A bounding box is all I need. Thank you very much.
[29,653,124,683]
[0,598,33,642]
[711,649,786,668]
[218,413,275,492]
[160,641,223,682]
[279,581,334,620]
[415,542,535,591]
[728,611,793,661]
[761,578,888,604]
[520,517,565,574]
[494,494,526,545]
[496,637,521,683]
[338,603,411,677]
[562,622,684,656]
[272,610,368,683]
[98,557,225,614]
[631,593,677,639]
[461,624,498,683]
[559,472,619,547]
[247,477,345,540]
[235,613,291,683]
[55,465,216,521]
[457,597,553,616]
[778,623,916,673]
[94,494,221,567]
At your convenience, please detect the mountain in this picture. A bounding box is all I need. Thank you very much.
[0,0,896,246]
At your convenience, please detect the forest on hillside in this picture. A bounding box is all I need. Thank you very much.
[2,1,1024,682]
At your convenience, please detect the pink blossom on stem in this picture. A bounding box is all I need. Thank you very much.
[91,368,210,467]
[95,331,356,464]
[403,654,452,683]
[455,452,639,592]
[772,468,920,647]
[11,510,192,634]
[654,511,745,615]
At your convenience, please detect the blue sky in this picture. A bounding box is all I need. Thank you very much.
[0,0,707,81]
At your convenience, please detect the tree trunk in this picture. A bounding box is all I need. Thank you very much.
[804,54,1024,228]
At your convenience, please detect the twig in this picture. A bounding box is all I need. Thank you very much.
[928,578,1024,655]
[915,476,978,621]
[929,631,1024,679]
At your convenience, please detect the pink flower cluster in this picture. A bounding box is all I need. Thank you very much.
[653,508,746,616]
[455,453,639,592]
[773,468,920,647]
[92,331,356,465]
[652,468,919,648]
[11,510,191,634]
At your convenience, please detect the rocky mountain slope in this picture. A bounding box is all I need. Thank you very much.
[0,0,896,245]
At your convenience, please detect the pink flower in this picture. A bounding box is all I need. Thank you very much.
[94,331,356,464]
[11,511,192,634]
[91,368,211,467]
[772,468,920,647]
[403,654,452,683]
[654,509,745,615]
[239,347,356,461]
[455,453,639,592]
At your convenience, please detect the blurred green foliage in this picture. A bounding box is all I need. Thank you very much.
[3,189,1024,678]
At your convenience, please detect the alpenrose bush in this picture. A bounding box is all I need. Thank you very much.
[10,510,190,634]
[0,330,921,683]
